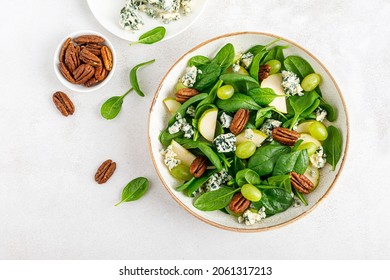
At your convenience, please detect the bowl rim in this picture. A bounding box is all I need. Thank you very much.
[53,29,116,93]
[148,31,350,232]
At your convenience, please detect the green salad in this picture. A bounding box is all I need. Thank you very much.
[159,40,342,225]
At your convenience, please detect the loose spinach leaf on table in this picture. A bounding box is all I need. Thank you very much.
[115,177,149,206]
[252,188,293,215]
[130,59,155,97]
[323,126,342,170]
[236,169,261,187]
[211,43,235,72]
[188,55,210,67]
[220,73,259,93]
[272,149,309,176]
[194,187,239,211]
[216,93,261,112]
[130,26,166,45]
[193,62,221,91]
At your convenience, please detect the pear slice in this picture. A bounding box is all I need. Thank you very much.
[163,97,181,115]
[236,129,267,147]
[260,73,287,113]
[170,140,196,167]
[304,164,320,188]
[296,120,316,134]
[198,108,218,142]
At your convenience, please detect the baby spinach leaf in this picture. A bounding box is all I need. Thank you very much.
[236,169,261,187]
[249,51,267,81]
[272,150,309,176]
[252,188,293,215]
[220,73,259,93]
[194,62,221,91]
[320,98,337,121]
[267,174,292,194]
[301,98,320,117]
[288,91,319,129]
[115,177,149,206]
[212,43,235,72]
[159,129,183,146]
[323,126,342,170]
[233,156,247,175]
[130,26,166,45]
[197,80,223,108]
[176,177,196,192]
[100,93,128,120]
[284,56,315,81]
[168,93,208,126]
[293,189,308,206]
[255,107,274,127]
[263,45,288,64]
[188,55,210,67]
[187,170,218,196]
[247,87,282,106]
[130,59,155,97]
[216,93,261,112]
[194,187,238,211]
[248,141,291,176]
[246,45,265,55]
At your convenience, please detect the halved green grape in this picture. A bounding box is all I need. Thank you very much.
[170,164,192,181]
[225,65,249,76]
[308,121,328,141]
[217,85,235,100]
[297,142,317,156]
[265,59,281,74]
[301,73,321,92]
[175,81,187,92]
[235,141,256,159]
[241,184,262,202]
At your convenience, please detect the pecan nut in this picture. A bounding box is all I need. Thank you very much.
[272,127,300,146]
[84,77,99,87]
[52,91,75,117]
[94,66,109,81]
[59,62,76,84]
[74,35,105,44]
[230,109,250,135]
[290,172,314,194]
[59,37,72,63]
[175,88,199,103]
[73,64,95,84]
[101,46,113,71]
[95,159,116,184]
[189,156,208,178]
[79,48,102,67]
[83,43,102,56]
[64,43,79,72]
[229,193,251,214]
[258,64,271,82]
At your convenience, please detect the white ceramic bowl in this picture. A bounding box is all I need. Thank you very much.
[53,30,116,93]
[148,32,349,232]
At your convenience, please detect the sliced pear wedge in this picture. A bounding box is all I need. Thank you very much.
[236,129,267,147]
[261,73,287,113]
[163,98,181,115]
[171,140,196,167]
[198,108,218,142]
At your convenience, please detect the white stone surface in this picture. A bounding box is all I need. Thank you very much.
[0,0,389,259]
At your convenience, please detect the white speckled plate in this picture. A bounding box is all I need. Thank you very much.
[148,32,349,232]
[86,0,208,41]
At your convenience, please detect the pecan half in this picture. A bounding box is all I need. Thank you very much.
[84,77,99,87]
[101,46,113,71]
[52,91,75,117]
[95,159,116,184]
[74,35,105,44]
[189,156,208,178]
[64,43,79,72]
[230,109,250,135]
[79,48,102,67]
[290,172,314,194]
[83,43,102,56]
[73,64,95,84]
[272,127,300,146]
[59,37,72,63]
[59,62,76,84]
[175,88,199,103]
[94,66,108,81]
[229,193,251,214]
[258,64,271,82]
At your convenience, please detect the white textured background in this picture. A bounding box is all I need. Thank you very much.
[0,0,389,259]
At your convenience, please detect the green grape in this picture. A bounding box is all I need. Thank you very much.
[175,81,187,92]
[297,142,317,156]
[301,73,321,92]
[265,59,281,74]
[170,164,192,181]
[241,184,262,202]
[217,85,235,100]
[308,121,328,141]
[225,66,249,76]
[235,141,256,159]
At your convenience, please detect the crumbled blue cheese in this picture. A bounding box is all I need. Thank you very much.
[241,52,253,69]
[213,133,236,153]
[244,129,254,140]
[281,70,303,96]
[168,113,194,138]
[310,146,327,168]
[293,198,301,208]
[161,12,180,24]
[232,63,240,73]
[238,207,267,225]
[181,0,192,14]
[205,169,231,192]
[220,112,233,128]
[315,106,327,122]
[119,7,144,31]
[260,119,282,141]
[181,66,197,87]
[186,106,195,117]
[160,145,180,170]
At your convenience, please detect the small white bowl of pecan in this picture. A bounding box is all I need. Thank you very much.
[53,30,116,93]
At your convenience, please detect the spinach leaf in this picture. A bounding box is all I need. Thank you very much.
[267,175,292,194]
[233,156,247,175]
[158,129,183,146]
[168,93,208,125]
[193,62,221,91]
[247,87,283,106]
[176,177,196,192]
[194,187,238,211]
[115,177,149,206]
[236,169,261,187]
[212,43,235,72]
[197,80,223,108]
[301,98,320,117]
[220,73,259,93]
[263,46,288,64]
[255,107,274,127]
[246,45,265,55]
[100,91,130,120]
[187,170,217,195]
[216,93,261,112]
[320,98,337,121]
[293,189,308,206]
[323,126,342,170]
[248,141,291,176]
[130,26,166,45]
[215,121,224,137]
[272,149,309,176]
[252,188,293,215]
[288,91,319,129]
[249,51,267,81]
[188,55,210,67]
[130,59,155,97]
[284,56,315,81]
